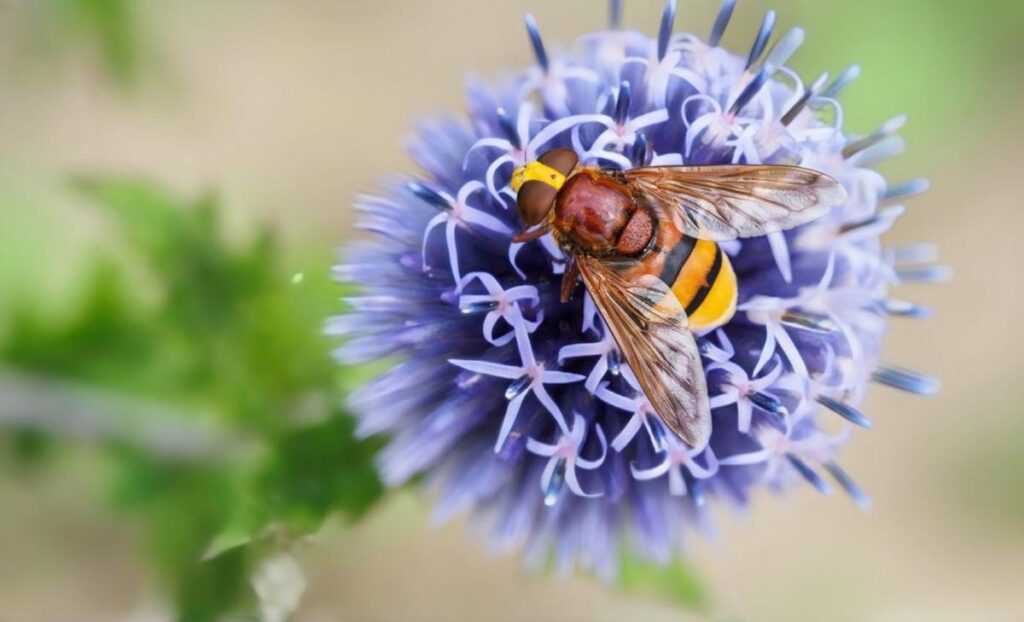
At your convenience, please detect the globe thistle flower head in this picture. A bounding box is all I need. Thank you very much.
[331,0,943,579]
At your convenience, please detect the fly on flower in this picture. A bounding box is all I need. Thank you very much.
[334,0,943,579]
[510,148,845,446]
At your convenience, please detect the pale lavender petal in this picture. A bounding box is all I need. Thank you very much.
[610,412,644,453]
[449,359,523,379]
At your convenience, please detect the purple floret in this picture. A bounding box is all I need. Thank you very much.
[330,0,943,579]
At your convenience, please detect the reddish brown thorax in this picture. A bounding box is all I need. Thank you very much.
[553,169,653,256]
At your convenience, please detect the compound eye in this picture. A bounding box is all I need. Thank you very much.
[514,148,578,226]
[537,148,579,176]
[516,181,556,226]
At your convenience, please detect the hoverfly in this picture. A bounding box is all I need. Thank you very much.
[510,148,846,448]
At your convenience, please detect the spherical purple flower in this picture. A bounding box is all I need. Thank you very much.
[330,0,943,579]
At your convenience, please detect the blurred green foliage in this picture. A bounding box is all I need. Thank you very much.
[621,553,708,612]
[33,0,149,85]
[951,415,1024,527]
[0,179,382,621]
[787,0,1024,173]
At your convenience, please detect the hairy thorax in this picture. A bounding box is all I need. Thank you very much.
[553,169,654,256]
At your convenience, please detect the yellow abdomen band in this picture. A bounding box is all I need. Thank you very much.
[670,239,737,331]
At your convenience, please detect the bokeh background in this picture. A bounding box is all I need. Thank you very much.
[1,1,1023,621]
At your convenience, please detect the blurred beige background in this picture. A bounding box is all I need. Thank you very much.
[1,1,1023,621]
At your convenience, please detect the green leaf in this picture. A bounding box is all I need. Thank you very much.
[1,177,387,620]
[177,546,250,622]
[2,430,55,470]
[620,554,709,612]
[40,0,149,86]
[1,259,156,387]
[202,515,265,562]
[257,410,384,534]
[104,447,253,621]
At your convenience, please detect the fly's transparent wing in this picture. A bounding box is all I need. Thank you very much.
[623,164,845,241]
[576,255,711,447]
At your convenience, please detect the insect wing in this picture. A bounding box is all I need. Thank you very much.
[622,164,846,241]
[575,254,711,448]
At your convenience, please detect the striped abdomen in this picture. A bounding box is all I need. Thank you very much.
[656,235,737,331]
[548,168,737,330]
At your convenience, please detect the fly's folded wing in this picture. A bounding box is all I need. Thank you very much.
[622,164,846,241]
[576,255,711,448]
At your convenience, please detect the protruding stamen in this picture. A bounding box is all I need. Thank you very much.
[895,265,952,284]
[782,71,829,126]
[630,132,649,165]
[459,300,500,315]
[786,454,831,494]
[607,348,622,375]
[820,64,861,98]
[843,114,907,158]
[544,458,567,506]
[729,67,769,114]
[649,418,668,450]
[748,391,784,415]
[690,479,707,506]
[609,0,623,29]
[496,107,521,150]
[708,0,736,47]
[857,136,905,166]
[524,13,549,72]
[839,205,906,234]
[657,0,677,61]
[455,371,483,390]
[877,299,931,319]
[399,253,420,271]
[762,27,804,69]
[781,310,838,333]
[745,10,776,70]
[816,394,872,428]
[889,242,939,265]
[823,461,871,509]
[407,181,450,210]
[614,81,632,125]
[506,374,532,400]
[882,178,930,202]
[871,364,940,396]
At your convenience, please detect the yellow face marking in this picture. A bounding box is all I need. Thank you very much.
[510,161,567,193]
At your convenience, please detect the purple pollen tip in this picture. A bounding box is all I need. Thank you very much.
[824,461,871,509]
[883,178,931,202]
[613,81,632,125]
[817,395,872,428]
[872,365,940,396]
[821,64,861,98]
[745,10,777,70]
[657,0,677,61]
[495,107,521,149]
[787,454,832,495]
[749,390,784,415]
[709,0,736,47]
[781,310,838,333]
[729,67,769,114]
[505,374,532,400]
[609,0,623,30]
[524,13,549,72]
[407,181,450,210]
